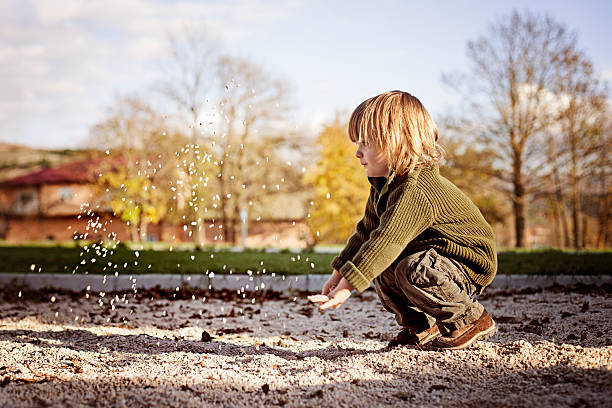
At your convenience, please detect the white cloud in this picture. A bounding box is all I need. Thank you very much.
[0,0,303,148]
[601,67,612,80]
[33,0,82,24]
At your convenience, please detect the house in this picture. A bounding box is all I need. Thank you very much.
[0,158,311,247]
[0,158,118,242]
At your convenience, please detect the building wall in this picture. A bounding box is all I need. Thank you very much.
[4,215,132,242]
[0,187,17,212]
[150,219,309,248]
[3,215,310,248]
[0,186,40,215]
[245,220,309,248]
[2,180,311,246]
[39,184,98,216]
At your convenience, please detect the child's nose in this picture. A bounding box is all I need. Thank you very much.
[355,147,363,158]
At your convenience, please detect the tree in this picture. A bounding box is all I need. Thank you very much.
[212,55,295,243]
[579,101,612,247]
[158,29,297,245]
[158,27,220,245]
[542,132,571,247]
[552,48,608,247]
[159,27,219,136]
[303,121,370,245]
[444,10,588,247]
[90,97,180,242]
[98,166,167,241]
[437,130,508,227]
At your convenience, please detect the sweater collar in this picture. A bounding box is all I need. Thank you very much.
[367,164,436,193]
[368,170,398,193]
[368,172,393,193]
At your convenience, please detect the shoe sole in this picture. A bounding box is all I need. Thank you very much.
[420,331,442,345]
[432,322,497,351]
[387,329,441,349]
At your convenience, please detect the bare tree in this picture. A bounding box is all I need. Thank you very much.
[159,27,220,137]
[90,96,185,242]
[444,10,583,247]
[158,29,298,245]
[158,27,220,246]
[586,102,612,247]
[552,48,608,247]
[543,133,571,247]
[213,55,295,243]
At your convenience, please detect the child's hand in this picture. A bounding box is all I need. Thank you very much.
[306,269,342,305]
[321,269,342,295]
[308,276,355,310]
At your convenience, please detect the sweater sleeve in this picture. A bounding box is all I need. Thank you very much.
[339,185,434,292]
[331,187,378,271]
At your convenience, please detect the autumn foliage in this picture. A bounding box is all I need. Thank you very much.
[303,122,370,245]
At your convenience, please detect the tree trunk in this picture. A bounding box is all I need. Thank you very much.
[195,225,206,248]
[560,202,571,248]
[129,222,139,242]
[139,217,149,242]
[596,196,611,248]
[220,197,229,243]
[595,159,611,248]
[550,197,561,247]
[512,157,526,247]
[570,176,580,248]
[229,217,237,245]
[549,138,570,247]
[552,187,570,248]
[568,129,581,248]
[553,184,571,248]
[580,211,588,248]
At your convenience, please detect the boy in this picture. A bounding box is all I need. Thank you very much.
[308,91,497,350]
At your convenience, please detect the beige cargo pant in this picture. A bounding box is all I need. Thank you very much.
[374,248,485,335]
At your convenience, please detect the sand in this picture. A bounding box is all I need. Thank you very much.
[0,284,610,408]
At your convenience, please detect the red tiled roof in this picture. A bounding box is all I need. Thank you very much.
[1,158,105,186]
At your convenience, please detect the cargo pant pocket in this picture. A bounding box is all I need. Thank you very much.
[404,248,466,301]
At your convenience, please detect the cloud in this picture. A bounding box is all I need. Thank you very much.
[601,67,612,81]
[0,0,303,148]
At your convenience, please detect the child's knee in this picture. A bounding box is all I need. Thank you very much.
[396,248,440,287]
[398,250,468,300]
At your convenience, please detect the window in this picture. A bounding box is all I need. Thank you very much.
[60,187,74,202]
[14,190,39,214]
[18,191,35,206]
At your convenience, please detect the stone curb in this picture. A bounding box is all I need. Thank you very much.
[0,273,611,293]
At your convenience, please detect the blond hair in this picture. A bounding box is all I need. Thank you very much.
[348,90,443,175]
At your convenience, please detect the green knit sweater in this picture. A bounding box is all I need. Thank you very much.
[331,164,497,292]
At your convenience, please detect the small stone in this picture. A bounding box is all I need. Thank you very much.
[580,301,589,313]
[566,333,579,341]
[309,389,323,398]
[201,331,212,342]
[261,383,270,394]
[393,392,413,400]
[428,384,448,392]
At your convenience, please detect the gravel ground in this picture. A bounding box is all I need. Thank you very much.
[0,284,611,408]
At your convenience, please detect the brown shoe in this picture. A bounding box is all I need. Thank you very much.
[387,324,441,348]
[431,310,496,350]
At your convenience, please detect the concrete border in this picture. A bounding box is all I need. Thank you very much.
[0,273,611,293]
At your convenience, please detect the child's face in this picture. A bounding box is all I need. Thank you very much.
[355,141,390,177]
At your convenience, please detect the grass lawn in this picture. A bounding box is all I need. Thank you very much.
[0,244,610,275]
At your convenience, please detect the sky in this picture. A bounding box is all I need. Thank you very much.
[1,0,611,149]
